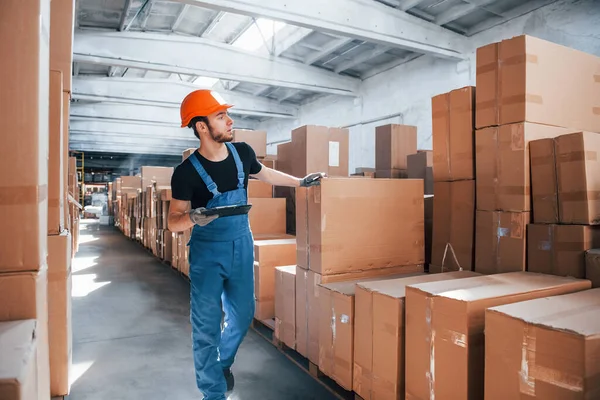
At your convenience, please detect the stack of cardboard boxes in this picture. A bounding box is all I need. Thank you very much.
[374,124,417,179]
[430,86,476,273]
[0,0,76,399]
[474,35,600,276]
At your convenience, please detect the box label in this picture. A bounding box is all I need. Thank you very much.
[329,141,340,167]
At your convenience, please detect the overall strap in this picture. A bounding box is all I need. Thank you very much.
[225,142,245,189]
[189,152,221,197]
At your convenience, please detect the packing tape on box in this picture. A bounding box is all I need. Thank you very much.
[438,328,467,348]
[500,93,544,106]
[476,98,498,111]
[502,53,539,66]
[0,184,48,205]
[425,296,436,399]
[476,61,498,75]
[557,150,597,162]
[530,153,555,167]
[520,324,585,396]
[559,190,600,202]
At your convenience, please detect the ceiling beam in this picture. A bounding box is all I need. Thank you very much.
[397,0,427,11]
[334,45,390,73]
[305,37,353,65]
[73,30,360,96]
[199,10,226,37]
[171,0,467,59]
[118,0,134,31]
[466,0,559,36]
[71,77,298,119]
[361,52,423,79]
[69,142,193,157]
[172,4,190,31]
[139,0,155,30]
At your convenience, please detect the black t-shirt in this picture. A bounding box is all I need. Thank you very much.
[171,143,263,209]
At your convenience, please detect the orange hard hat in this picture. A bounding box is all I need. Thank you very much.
[180,90,233,127]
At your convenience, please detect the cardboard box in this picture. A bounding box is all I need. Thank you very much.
[475,42,499,129]
[0,270,50,400]
[253,239,297,319]
[248,180,273,198]
[485,288,600,400]
[556,132,600,225]
[374,169,407,179]
[121,176,142,190]
[232,129,267,158]
[0,0,50,273]
[171,232,179,268]
[276,142,294,176]
[182,148,195,161]
[318,272,424,391]
[528,224,600,279]
[475,210,530,274]
[248,198,286,235]
[49,70,65,235]
[476,35,600,133]
[432,86,475,182]
[141,167,173,193]
[296,187,308,269]
[160,189,172,201]
[260,158,275,169]
[431,181,475,272]
[586,249,600,288]
[476,123,572,212]
[62,92,70,227]
[327,128,350,177]
[49,0,75,92]
[48,231,72,396]
[424,195,433,267]
[375,124,417,171]
[305,178,424,276]
[530,138,559,223]
[407,151,433,194]
[404,272,591,400]
[292,125,330,177]
[162,230,172,262]
[353,271,480,400]
[274,265,296,349]
[0,320,38,400]
[296,265,423,364]
[274,186,296,235]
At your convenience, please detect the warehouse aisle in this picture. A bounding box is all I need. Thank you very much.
[68,220,337,400]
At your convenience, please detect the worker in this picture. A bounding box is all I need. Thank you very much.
[167,90,325,400]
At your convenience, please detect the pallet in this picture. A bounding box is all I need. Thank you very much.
[250,318,355,400]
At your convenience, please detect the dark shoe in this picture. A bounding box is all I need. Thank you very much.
[223,368,234,392]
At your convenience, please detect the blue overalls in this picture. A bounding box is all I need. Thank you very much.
[187,142,255,400]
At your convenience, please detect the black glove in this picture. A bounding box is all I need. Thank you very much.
[300,172,327,187]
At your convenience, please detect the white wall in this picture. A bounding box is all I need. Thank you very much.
[258,0,600,174]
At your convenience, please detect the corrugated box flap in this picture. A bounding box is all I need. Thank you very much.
[0,319,36,380]
[358,271,478,298]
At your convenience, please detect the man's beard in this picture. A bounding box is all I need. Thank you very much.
[209,127,233,143]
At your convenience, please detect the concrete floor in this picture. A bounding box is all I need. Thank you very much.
[68,220,338,400]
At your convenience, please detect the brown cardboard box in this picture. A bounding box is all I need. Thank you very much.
[296,265,423,365]
[405,272,591,400]
[274,265,296,349]
[49,70,65,235]
[0,0,50,273]
[121,176,142,190]
[424,195,433,267]
[475,210,530,274]
[374,169,407,179]
[274,186,296,235]
[160,189,172,201]
[327,128,350,177]
[162,230,172,262]
[432,87,475,182]
[141,167,173,193]
[485,288,600,400]
[248,198,286,235]
[408,151,433,194]
[475,42,499,129]
[528,224,600,279]
[353,271,480,400]
[296,187,308,269]
[253,239,297,319]
[232,129,267,158]
[431,181,475,272]
[171,232,179,268]
[306,178,424,276]
[260,158,275,169]
[254,263,275,320]
[248,180,273,198]
[530,138,559,223]
[0,270,50,400]
[50,0,75,92]
[48,231,72,396]
[292,125,329,178]
[182,148,195,161]
[376,124,417,171]
[62,93,70,227]
[318,272,424,391]
[476,123,572,212]
[276,142,294,176]
[476,35,600,133]
[556,132,600,225]
[0,320,38,400]
[585,249,600,288]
